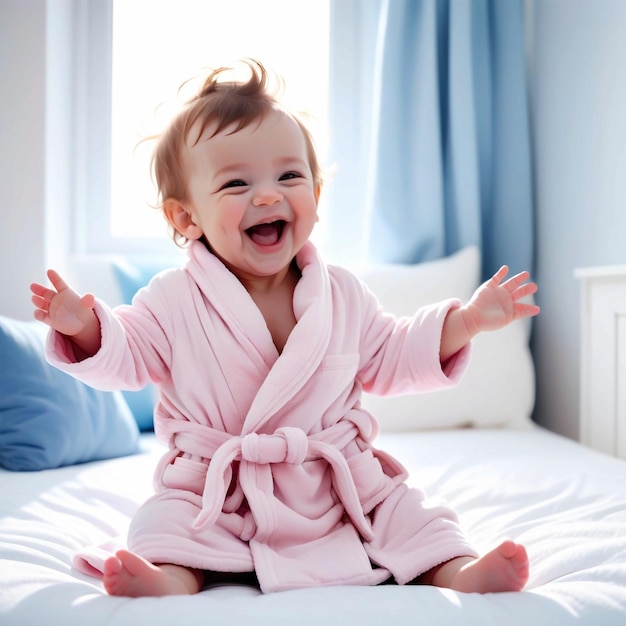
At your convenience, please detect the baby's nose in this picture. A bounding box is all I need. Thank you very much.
[252,185,283,206]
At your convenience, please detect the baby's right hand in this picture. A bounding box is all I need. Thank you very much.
[30,269,96,337]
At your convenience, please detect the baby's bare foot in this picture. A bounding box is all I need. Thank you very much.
[449,540,529,593]
[103,550,202,597]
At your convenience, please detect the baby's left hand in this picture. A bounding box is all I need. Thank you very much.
[462,266,540,336]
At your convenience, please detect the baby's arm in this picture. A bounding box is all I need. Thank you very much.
[30,269,101,361]
[440,266,540,363]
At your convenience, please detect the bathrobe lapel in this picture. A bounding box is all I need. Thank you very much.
[186,241,277,370]
[241,243,332,435]
[186,241,332,436]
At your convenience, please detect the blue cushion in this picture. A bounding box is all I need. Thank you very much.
[112,257,175,431]
[0,316,140,471]
[112,256,176,305]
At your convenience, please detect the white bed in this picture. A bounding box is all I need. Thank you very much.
[2,247,626,625]
[2,428,626,626]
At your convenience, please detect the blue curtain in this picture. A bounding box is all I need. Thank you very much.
[325,0,533,279]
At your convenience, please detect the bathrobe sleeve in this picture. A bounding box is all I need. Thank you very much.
[330,266,471,397]
[45,270,180,391]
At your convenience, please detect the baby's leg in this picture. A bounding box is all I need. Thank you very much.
[422,540,529,593]
[103,549,204,597]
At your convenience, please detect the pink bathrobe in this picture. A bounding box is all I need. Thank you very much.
[49,240,477,593]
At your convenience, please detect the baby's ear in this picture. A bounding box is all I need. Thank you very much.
[314,183,322,205]
[163,199,203,240]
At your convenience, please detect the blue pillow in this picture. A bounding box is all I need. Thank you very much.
[112,257,176,431]
[112,256,177,305]
[0,316,140,471]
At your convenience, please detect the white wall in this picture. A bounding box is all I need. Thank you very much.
[0,0,48,320]
[2,0,626,441]
[0,0,72,320]
[530,0,626,440]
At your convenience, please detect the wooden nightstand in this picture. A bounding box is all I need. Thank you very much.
[576,266,626,459]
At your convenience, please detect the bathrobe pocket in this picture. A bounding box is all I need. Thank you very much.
[322,354,360,371]
[319,354,360,402]
[162,456,208,496]
[347,449,395,514]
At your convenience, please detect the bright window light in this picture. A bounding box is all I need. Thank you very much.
[110,0,330,242]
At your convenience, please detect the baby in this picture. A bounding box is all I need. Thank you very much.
[31,59,539,597]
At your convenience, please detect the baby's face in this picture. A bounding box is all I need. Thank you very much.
[182,110,319,282]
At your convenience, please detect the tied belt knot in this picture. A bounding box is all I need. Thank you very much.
[166,419,375,541]
[239,427,308,465]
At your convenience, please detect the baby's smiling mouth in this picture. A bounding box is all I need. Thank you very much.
[245,220,286,246]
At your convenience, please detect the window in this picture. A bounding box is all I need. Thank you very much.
[77,0,330,255]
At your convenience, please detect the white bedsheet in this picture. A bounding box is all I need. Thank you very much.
[1,426,625,626]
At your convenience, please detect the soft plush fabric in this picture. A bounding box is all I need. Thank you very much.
[0,316,139,471]
[357,246,536,431]
[51,240,476,593]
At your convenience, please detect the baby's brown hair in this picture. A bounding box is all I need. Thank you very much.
[151,59,324,246]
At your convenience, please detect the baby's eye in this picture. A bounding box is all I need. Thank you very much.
[279,171,302,181]
[220,179,247,190]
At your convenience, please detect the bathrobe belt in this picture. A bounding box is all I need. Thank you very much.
[157,412,376,542]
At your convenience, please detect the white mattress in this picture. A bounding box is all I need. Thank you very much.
[1,426,625,626]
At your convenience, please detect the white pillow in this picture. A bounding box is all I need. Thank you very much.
[357,247,535,432]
